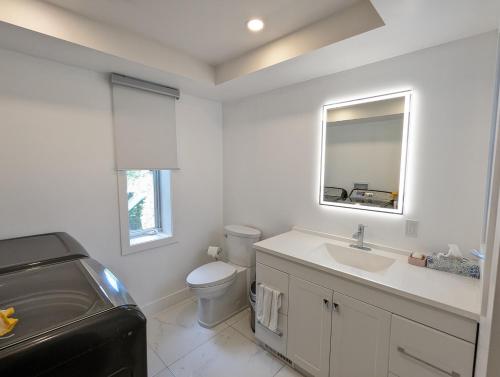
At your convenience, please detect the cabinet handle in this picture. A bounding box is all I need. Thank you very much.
[324,299,339,313]
[397,346,460,377]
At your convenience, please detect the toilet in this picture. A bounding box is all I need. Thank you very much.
[186,225,261,328]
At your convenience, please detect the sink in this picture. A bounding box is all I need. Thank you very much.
[312,243,395,272]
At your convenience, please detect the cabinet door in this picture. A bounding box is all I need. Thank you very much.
[287,276,333,377]
[330,292,390,377]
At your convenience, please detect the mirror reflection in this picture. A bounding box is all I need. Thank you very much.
[320,91,411,213]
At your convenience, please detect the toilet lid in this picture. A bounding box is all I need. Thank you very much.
[224,225,261,239]
[186,261,237,288]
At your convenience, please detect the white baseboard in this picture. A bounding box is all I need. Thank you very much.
[140,286,194,317]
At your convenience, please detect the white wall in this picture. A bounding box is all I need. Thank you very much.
[223,32,497,253]
[0,47,223,308]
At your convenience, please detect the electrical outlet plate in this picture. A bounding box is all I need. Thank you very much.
[406,220,419,237]
[354,183,369,190]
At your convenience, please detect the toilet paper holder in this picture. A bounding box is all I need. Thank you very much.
[207,246,222,259]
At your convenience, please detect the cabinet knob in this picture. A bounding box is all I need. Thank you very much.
[323,299,330,309]
[332,302,339,312]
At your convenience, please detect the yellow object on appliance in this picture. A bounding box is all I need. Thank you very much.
[0,307,18,336]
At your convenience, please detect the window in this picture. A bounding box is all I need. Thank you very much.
[118,170,174,255]
[127,170,161,238]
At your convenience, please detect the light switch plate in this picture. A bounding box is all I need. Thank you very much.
[406,220,419,237]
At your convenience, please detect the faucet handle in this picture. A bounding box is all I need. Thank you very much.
[353,224,367,239]
[358,224,367,233]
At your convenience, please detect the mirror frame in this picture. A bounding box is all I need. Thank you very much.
[319,90,412,214]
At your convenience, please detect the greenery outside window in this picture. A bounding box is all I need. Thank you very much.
[127,170,162,238]
[118,170,174,255]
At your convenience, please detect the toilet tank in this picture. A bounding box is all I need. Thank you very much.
[224,225,261,267]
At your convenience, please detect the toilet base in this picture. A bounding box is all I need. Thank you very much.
[197,306,248,328]
[195,266,248,328]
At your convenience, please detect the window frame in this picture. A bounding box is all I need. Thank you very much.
[117,170,176,255]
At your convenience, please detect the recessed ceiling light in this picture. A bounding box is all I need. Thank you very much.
[247,19,264,32]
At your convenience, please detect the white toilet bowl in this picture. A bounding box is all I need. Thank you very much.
[187,261,247,327]
[189,279,235,300]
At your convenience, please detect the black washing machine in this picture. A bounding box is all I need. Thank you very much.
[0,232,147,376]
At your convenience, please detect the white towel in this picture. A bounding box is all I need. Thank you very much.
[261,287,273,326]
[256,283,282,331]
[269,289,282,331]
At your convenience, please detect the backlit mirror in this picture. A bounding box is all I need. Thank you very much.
[320,91,411,214]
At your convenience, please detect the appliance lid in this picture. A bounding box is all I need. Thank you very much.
[186,261,237,288]
[0,260,113,351]
[0,233,88,275]
[224,225,261,239]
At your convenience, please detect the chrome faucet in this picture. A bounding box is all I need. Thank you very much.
[350,224,371,251]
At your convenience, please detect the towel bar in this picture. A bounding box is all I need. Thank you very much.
[256,283,283,298]
[256,320,283,337]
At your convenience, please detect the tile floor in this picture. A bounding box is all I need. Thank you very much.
[146,297,304,377]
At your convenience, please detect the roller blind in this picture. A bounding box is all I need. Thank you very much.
[111,74,179,170]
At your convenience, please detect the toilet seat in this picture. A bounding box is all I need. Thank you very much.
[186,261,237,288]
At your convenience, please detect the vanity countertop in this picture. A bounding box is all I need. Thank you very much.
[253,228,481,321]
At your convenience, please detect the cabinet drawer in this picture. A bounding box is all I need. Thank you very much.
[256,313,288,356]
[389,315,475,377]
[256,262,289,314]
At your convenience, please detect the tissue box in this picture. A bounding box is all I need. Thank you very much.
[408,253,427,267]
[426,255,480,279]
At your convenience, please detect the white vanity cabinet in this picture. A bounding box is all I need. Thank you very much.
[330,292,390,377]
[255,246,477,377]
[287,277,333,377]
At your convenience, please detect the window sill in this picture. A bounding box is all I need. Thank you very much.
[122,232,177,255]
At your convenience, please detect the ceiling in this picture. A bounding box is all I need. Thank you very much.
[0,0,499,101]
[43,0,357,65]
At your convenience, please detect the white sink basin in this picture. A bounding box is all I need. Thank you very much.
[312,243,396,272]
